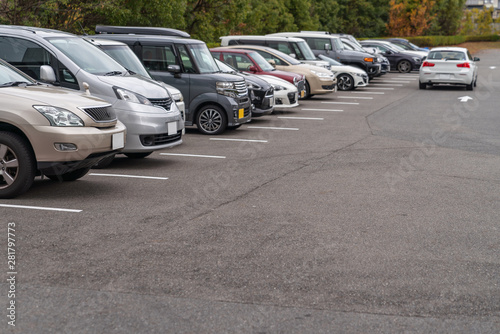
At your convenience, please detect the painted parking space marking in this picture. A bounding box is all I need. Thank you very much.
[278,116,324,120]
[301,108,344,112]
[359,87,395,90]
[321,101,360,105]
[337,96,374,99]
[368,83,403,87]
[350,91,385,94]
[210,138,268,143]
[247,126,299,131]
[89,173,169,180]
[160,153,226,159]
[378,80,411,83]
[0,204,82,213]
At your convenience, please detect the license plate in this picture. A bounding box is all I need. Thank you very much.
[269,97,274,107]
[439,74,451,80]
[238,108,244,119]
[112,132,125,150]
[300,90,305,98]
[167,122,177,136]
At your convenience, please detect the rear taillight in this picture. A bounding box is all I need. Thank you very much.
[457,62,470,68]
[422,61,435,67]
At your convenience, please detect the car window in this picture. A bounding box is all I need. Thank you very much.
[254,50,287,66]
[177,45,196,73]
[268,41,291,55]
[304,37,330,50]
[0,36,52,80]
[224,53,254,71]
[142,45,178,72]
[428,51,466,60]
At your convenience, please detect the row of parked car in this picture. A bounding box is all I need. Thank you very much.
[0,25,430,198]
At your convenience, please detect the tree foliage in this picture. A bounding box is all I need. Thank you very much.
[386,0,436,36]
[0,0,480,41]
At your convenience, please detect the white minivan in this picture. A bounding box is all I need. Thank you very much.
[0,25,184,165]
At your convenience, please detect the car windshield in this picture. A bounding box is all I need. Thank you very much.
[96,43,151,77]
[265,48,301,65]
[47,37,126,75]
[295,40,317,60]
[341,39,364,52]
[249,51,275,71]
[215,58,238,74]
[409,42,420,50]
[0,60,36,87]
[390,43,406,52]
[186,43,219,74]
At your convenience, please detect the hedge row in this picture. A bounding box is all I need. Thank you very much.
[398,34,499,47]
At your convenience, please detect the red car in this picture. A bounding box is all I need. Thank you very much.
[210,47,306,98]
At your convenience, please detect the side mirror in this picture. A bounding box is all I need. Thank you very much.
[324,43,332,51]
[167,64,181,74]
[473,57,480,61]
[248,65,258,72]
[268,59,276,68]
[289,53,296,59]
[40,65,56,83]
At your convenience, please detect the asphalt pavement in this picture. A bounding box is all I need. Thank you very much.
[1,49,500,333]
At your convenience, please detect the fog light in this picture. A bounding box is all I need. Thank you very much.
[54,143,77,151]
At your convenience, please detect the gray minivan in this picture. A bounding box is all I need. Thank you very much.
[0,25,184,164]
[92,26,252,135]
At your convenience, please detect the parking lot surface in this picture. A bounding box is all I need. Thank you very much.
[1,49,500,333]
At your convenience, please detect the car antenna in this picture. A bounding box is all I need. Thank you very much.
[78,21,88,36]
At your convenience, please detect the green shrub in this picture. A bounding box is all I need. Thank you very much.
[372,35,499,47]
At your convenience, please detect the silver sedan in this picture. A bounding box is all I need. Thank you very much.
[419,47,479,90]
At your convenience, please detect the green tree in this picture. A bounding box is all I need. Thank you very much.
[428,0,466,35]
[336,0,390,37]
[311,0,340,33]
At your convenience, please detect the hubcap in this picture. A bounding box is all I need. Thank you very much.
[399,61,410,73]
[0,144,19,189]
[338,75,352,90]
[199,108,222,133]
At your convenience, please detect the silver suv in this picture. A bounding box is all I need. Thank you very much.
[0,25,184,166]
[0,59,126,198]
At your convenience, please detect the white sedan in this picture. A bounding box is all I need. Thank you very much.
[317,55,369,91]
[419,47,479,90]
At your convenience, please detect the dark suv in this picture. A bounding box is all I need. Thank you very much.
[92,26,252,135]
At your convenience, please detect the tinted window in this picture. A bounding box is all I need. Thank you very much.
[223,53,254,71]
[142,45,178,72]
[0,36,52,79]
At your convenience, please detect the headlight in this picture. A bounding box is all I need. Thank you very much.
[310,69,332,78]
[114,87,152,105]
[354,73,363,77]
[413,57,422,63]
[216,81,238,98]
[34,105,84,127]
[272,84,286,91]
[171,92,183,102]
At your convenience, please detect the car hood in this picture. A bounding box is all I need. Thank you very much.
[97,74,169,98]
[258,75,296,90]
[330,65,366,75]
[0,85,109,108]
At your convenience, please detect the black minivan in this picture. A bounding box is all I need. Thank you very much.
[93,26,252,135]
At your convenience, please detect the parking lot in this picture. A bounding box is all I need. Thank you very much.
[2,49,500,333]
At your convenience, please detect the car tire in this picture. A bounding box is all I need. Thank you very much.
[397,60,412,73]
[419,81,426,90]
[304,81,313,99]
[466,81,474,91]
[196,105,227,135]
[44,167,91,182]
[92,154,115,169]
[474,77,477,87]
[337,74,354,91]
[0,131,36,199]
[124,152,152,159]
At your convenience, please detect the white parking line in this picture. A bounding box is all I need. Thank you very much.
[337,96,374,99]
[377,80,410,83]
[321,101,360,105]
[359,87,394,90]
[278,116,324,120]
[301,108,344,112]
[350,91,385,94]
[0,204,81,213]
[394,77,418,80]
[89,173,169,180]
[160,153,226,159]
[369,83,403,87]
[210,138,268,143]
[247,126,299,131]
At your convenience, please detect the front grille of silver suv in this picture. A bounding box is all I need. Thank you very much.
[149,98,173,111]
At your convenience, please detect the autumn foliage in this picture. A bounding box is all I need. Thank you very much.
[386,0,436,36]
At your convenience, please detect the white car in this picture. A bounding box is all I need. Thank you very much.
[318,54,369,90]
[419,47,479,91]
[259,75,299,109]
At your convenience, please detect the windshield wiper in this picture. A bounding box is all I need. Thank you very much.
[1,81,33,87]
[104,71,123,76]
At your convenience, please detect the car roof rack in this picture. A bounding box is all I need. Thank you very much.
[95,25,190,38]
